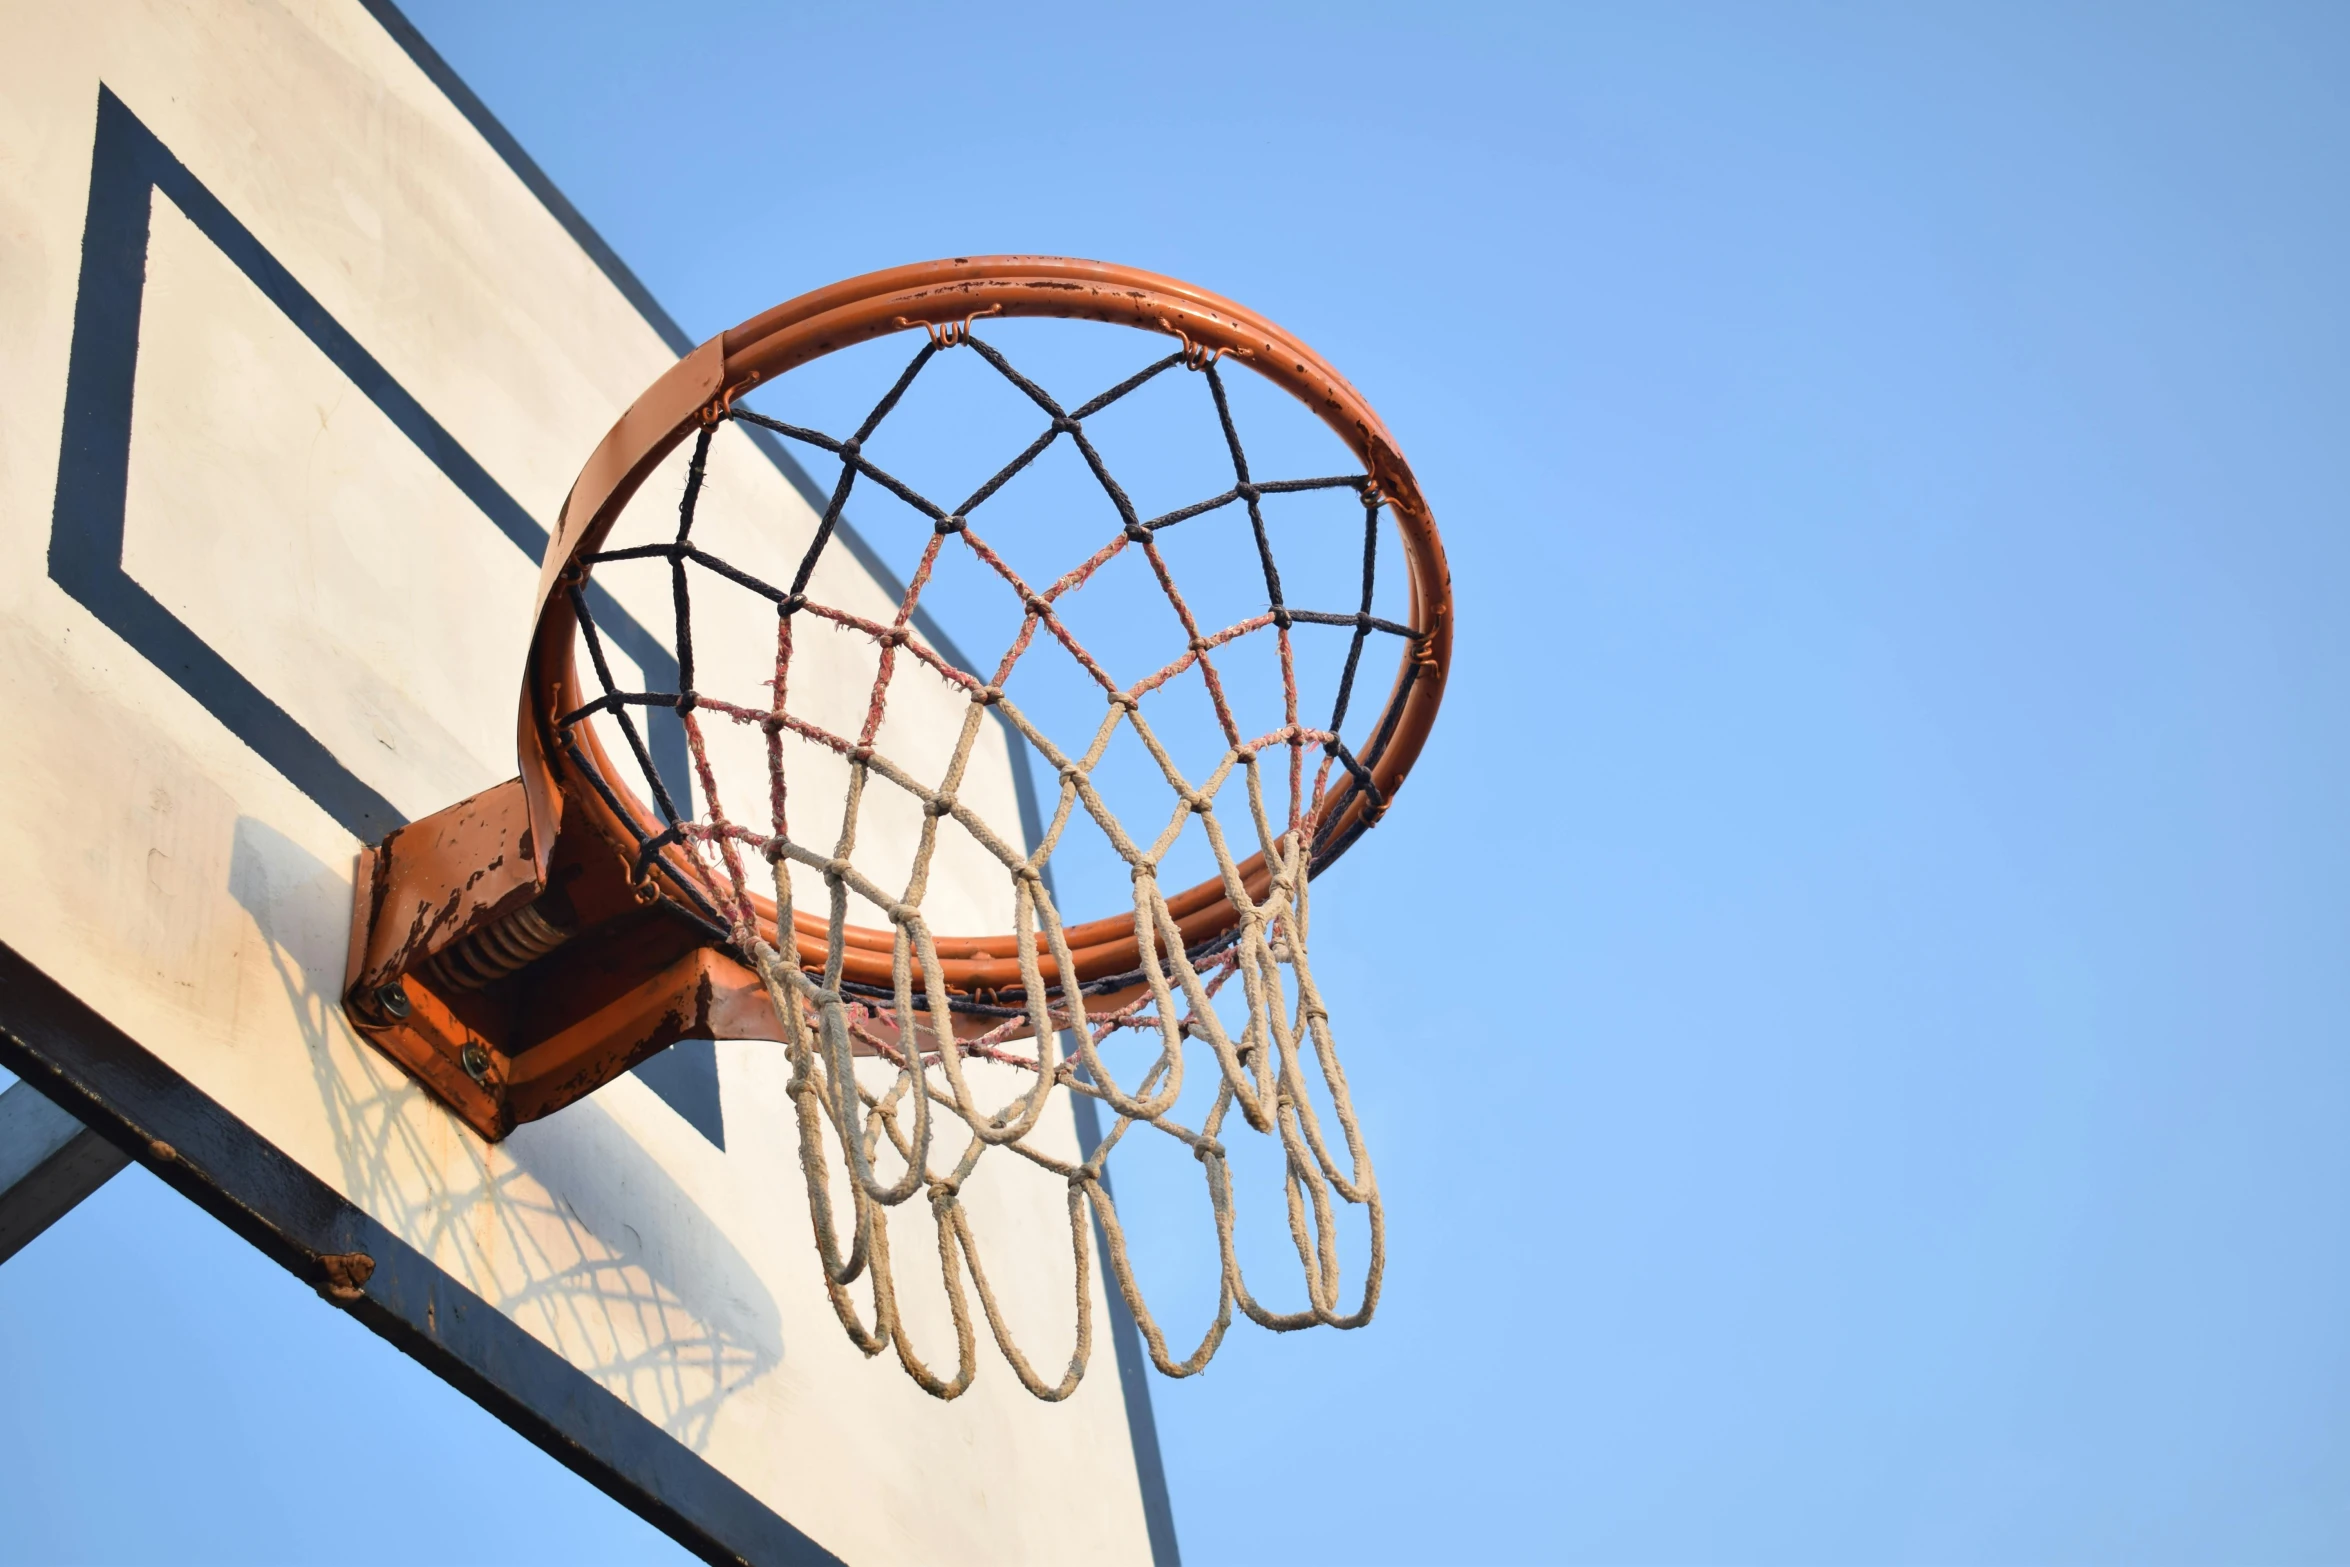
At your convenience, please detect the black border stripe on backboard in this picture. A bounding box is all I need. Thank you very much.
[0,938,839,1567]
[346,7,1179,1560]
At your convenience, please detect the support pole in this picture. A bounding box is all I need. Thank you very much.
[0,1078,128,1266]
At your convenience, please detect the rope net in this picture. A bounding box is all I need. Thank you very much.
[559,321,1421,1400]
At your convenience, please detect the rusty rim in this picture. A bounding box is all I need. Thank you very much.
[519,256,1453,1004]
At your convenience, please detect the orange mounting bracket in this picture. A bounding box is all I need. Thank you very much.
[340,776,779,1141]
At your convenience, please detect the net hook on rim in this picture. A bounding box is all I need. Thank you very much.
[1158,315,1248,370]
[699,368,761,426]
[894,302,1002,349]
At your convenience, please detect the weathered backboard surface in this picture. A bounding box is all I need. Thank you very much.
[0,3,1172,1562]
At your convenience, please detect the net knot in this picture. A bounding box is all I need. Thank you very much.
[674,689,698,714]
[1124,522,1152,544]
[1191,1137,1226,1164]
[935,514,966,535]
[970,684,1003,706]
[1052,416,1081,435]
[1272,608,1293,630]
[779,593,807,616]
[1237,481,1261,502]
[839,438,861,460]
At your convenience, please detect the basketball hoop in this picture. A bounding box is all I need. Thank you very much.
[343,256,1453,1399]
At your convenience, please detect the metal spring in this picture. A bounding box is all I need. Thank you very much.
[423,900,575,992]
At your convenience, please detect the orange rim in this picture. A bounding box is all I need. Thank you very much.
[519,256,1453,1003]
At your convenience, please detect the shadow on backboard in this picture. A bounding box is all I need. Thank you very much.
[226,815,779,1450]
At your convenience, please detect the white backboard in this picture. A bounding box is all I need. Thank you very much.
[0,3,1172,1561]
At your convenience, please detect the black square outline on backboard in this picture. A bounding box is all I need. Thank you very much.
[43,85,730,1149]
[46,88,690,840]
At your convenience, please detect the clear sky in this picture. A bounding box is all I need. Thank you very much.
[6,3,2350,1563]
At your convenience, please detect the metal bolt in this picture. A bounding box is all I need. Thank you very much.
[374,982,412,1021]
[460,1044,492,1084]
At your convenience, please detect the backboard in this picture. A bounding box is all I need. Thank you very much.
[0,3,1172,1562]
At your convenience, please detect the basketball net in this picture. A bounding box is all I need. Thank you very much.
[574,321,1409,1401]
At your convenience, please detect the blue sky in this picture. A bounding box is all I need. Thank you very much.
[6,3,2350,1562]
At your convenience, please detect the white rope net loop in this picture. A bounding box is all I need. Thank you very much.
[561,322,1421,1400]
